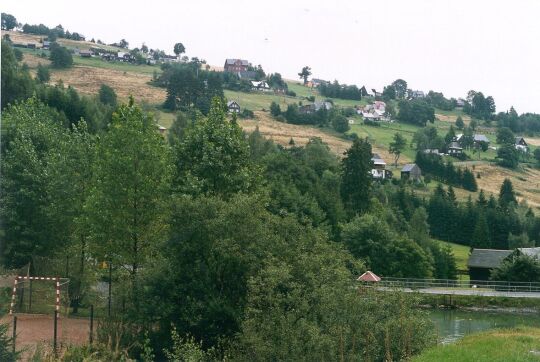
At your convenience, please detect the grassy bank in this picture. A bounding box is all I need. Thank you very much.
[413,326,540,362]
[420,293,540,310]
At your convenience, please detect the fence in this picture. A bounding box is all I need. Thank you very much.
[376,277,540,293]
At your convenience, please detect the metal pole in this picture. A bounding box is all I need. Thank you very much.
[108,261,112,317]
[53,310,58,357]
[89,305,94,345]
[12,316,17,356]
[28,280,33,312]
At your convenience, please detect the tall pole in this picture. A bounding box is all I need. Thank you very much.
[108,261,112,317]
[89,305,94,345]
[53,310,58,357]
[12,316,17,356]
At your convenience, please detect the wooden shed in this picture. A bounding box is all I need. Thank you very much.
[467,249,512,281]
[401,164,421,181]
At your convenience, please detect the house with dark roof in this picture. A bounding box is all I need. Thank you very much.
[224,59,249,72]
[447,141,463,156]
[227,100,240,113]
[401,164,421,181]
[408,90,425,99]
[371,154,392,180]
[455,133,490,147]
[515,137,528,152]
[468,249,513,281]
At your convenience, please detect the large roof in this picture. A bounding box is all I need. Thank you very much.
[468,249,512,269]
[225,58,249,65]
[518,247,540,258]
[401,164,418,172]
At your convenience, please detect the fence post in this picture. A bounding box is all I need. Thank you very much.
[53,310,58,357]
[12,316,17,356]
[108,262,112,317]
[89,305,94,345]
[28,279,33,312]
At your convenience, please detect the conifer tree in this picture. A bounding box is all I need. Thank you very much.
[341,138,373,215]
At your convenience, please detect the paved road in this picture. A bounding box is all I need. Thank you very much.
[376,287,540,299]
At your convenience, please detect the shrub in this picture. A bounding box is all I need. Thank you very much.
[363,119,381,127]
[286,90,296,97]
[240,108,254,119]
[49,43,73,68]
[306,95,315,102]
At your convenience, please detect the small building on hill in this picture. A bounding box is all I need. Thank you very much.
[467,249,513,281]
[79,50,92,58]
[371,154,392,180]
[447,141,463,156]
[227,100,241,113]
[224,59,249,72]
[401,164,421,181]
[251,80,271,92]
[515,137,528,152]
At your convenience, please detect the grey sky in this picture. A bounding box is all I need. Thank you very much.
[3,0,540,113]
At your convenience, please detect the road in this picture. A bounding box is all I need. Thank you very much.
[376,287,540,299]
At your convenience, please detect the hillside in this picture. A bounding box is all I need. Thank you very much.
[8,29,540,209]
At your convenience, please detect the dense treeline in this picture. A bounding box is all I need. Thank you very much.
[319,80,362,100]
[1,95,441,359]
[426,182,540,250]
[415,152,477,191]
[496,106,540,135]
[21,22,85,41]
[463,90,496,120]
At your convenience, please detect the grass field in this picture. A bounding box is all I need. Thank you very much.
[441,241,470,273]
[413,327,540,362]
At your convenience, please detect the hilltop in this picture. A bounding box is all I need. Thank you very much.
[4,28,540,209]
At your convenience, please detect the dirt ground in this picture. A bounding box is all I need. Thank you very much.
[1,313,90,360]
[50,66,166,104]
[240,111,352,156]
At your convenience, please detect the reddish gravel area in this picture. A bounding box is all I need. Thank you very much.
[1,313,90,359]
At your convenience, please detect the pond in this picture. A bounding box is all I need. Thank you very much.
[427,309,540,344]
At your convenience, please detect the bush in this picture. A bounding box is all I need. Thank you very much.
[275,115,286,123]
[36,63,50,83]
[332,115,350,133]
[306,95,315,102]
[0,323,18,361]
[99,84,117,107]
[49,43,73,68]
[363,119,381,127]
[240,108,254,119]
[286,90,296,97]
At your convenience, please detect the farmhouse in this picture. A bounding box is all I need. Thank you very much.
[224,59,249,72]
[401,164,421,181]
[79,50,92,58]
[311,78,329,87]
[468,249,512,281]
[371,154,392,180]
[467,247,540,281]
[42,41,51,49]
[251,80,271,92]
[515,137,528,152]
[455,133,490,147]
[227,100,241,113]
[408,90,425,99]
[447,141,463,156]
[456,98,466,108]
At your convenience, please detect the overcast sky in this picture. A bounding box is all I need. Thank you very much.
[3,0,540,113]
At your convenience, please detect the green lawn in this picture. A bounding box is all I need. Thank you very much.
[413,327,540,362]
[224,89,299,111]
[440,240,470,275]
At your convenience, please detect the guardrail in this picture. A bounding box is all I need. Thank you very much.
[374,277,540,293]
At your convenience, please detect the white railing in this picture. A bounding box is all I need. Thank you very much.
[373,277,540,293]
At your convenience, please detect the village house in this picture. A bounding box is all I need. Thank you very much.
[401,164,422,181]
[371,154,392,180]
[224,59,249,72]
[251,80,271,92]
[455,133,490,147]
[456,98,466,108]
[408,90,425,99]
[447,141,463,156]
[468,249,513,281]
[311,78,329,87]
[79,50,92,58]
[515,137,528,152]
[42,41,51,49]
[299,101,333,115]
[227,100,241,113]
[468,247,540,281]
